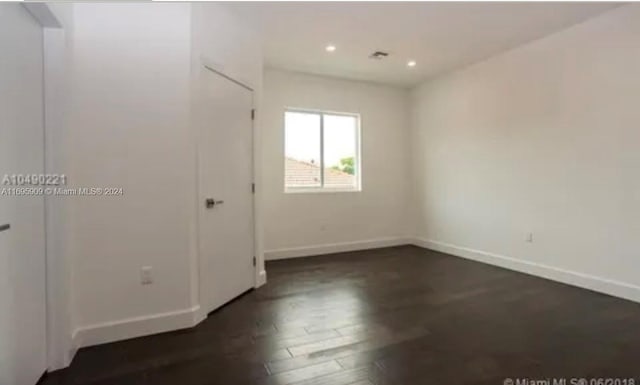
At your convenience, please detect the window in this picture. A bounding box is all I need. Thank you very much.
[285,109,360,192]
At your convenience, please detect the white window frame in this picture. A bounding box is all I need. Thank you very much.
[284,107,362,193]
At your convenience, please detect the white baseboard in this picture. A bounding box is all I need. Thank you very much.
[72,305,203,349]
[66,238,640,368]
[65,347,77,369]
[256,270,267,287]
[47,346,77,372]
[265,237,410,260]
[412,237,640,304]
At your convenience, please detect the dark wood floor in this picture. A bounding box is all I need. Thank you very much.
[43,246,640,385]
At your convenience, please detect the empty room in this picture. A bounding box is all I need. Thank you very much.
[1,1,639,384]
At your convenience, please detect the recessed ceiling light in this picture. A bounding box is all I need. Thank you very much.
[325,45,336,52]
[407,60,417,67]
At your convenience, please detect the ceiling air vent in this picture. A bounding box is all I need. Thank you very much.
[369,51,389,60]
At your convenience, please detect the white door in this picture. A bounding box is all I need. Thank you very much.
[0,4,48,385]
[197,67,255,314]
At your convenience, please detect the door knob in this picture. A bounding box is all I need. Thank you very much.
[205,198,224,208]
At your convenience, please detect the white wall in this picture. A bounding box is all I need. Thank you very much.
[0,4,47,384]
[263,69,411,259]
[36,0,640,372]
[57,2,266,353]
[66,3,194,346]
[410,5,640,301]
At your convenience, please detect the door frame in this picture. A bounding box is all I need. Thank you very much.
[194,60,258,319]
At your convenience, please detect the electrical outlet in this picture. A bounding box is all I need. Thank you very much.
[526,233,534,243]
[141,266,153,285]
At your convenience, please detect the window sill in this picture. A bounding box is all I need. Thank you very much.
[285,187,361,194]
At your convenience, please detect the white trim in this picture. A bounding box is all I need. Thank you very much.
[411,237,640,304]
[285,187,361,194]
[65,347,77,370]
[64,238,640,359]
[50,345,77,371]
[72,306,203,349]
[265,237,410,260]
[256,270,267,288]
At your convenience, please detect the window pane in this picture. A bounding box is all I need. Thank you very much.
[285,111,321,189]
[323,114,358,189]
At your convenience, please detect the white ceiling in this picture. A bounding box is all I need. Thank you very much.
[223,2,619,87]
